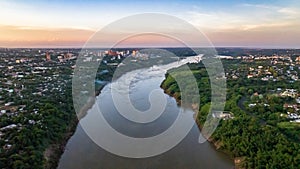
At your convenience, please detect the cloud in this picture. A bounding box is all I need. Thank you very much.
[0,25,95,47]
[278,7,300,18]
[0,1,299,48]
[241,3,300,19]
[181,2,300,48]
[241,3,277,9]
[240,22,292,31]
[185,2,300,31]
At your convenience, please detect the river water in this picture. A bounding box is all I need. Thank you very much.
[58,58,234,169]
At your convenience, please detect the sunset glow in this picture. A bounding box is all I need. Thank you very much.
[0,0,300,48]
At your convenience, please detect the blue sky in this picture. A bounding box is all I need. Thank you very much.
[0,0,299,47]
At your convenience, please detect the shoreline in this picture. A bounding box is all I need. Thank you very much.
[48,58,232,169]
[43,88,103,169]
[160,84,242,168]
[44,117,78,169]
[45,60,174,168]
[46,82,242,169]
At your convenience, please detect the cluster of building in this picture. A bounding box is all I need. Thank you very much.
[280,89,298,98]
[212,111,234,120]
[248,66,297,82]
[223,52,300,83]
[247,87,300,122]
[0,48,148,150]
[1,48,300,150]
[218,51,300,124]
[286,112,300,122]
[0,48,79,150]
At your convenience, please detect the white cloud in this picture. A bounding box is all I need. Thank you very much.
[278,7,300,18]
[184,3,300,32]
[241,3,277,9]
[240,22,292,31]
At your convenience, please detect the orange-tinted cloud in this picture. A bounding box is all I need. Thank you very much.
[0,25,94,47]
[0,25,193,48]
[205,23,300,48]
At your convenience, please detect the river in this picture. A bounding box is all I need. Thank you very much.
[57,57,234,169]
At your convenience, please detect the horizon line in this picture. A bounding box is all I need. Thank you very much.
[1,46,300,50]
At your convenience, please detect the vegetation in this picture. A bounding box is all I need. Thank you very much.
[0,68,77,169]
[0,49,180,169]
[161,60,300,169]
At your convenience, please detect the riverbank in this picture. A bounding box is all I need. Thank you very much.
[47,58,173,168]
[160,60,300,169]
[53,57,226,169]
[160,80,241,168]
[44,118,78,169]
[43,85,105,169]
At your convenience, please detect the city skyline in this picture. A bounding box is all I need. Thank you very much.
[0,0,300,48]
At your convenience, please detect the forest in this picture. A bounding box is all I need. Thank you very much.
[161,60,300,169]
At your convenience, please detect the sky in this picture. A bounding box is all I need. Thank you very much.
[0,0,300,48]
